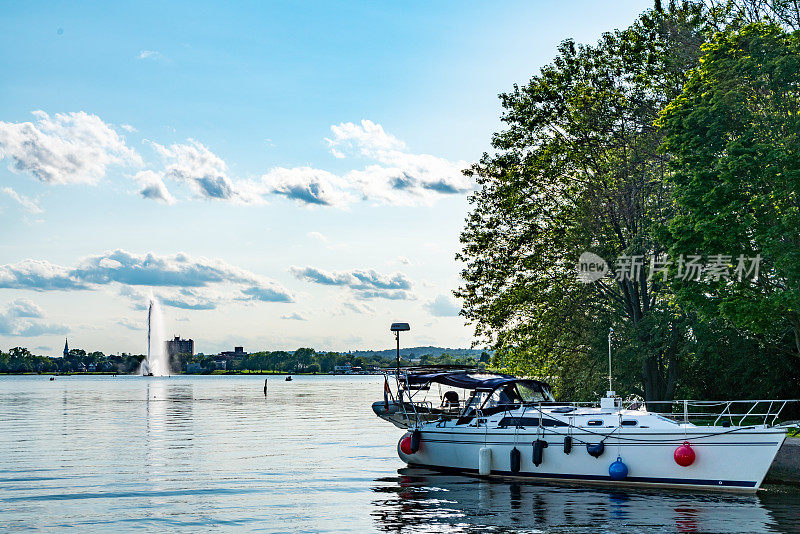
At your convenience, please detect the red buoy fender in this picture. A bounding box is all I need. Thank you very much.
[674,441,696,467]
[399,435,414,455]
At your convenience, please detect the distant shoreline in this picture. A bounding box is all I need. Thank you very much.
[0,371,388,376]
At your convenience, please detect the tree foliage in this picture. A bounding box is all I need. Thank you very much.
[659,22,800,396]
[457,4,709,401]
[457,2,800,402]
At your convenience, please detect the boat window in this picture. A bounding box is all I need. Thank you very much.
[484,384,523,411]
[621,420,637,426]
[498,416,569,428]
[441,390,460,409]
[516,381,556,403]
[587,420,603,426]
[456,391,487,424]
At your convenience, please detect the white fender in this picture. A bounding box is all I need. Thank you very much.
[478,447,492,476]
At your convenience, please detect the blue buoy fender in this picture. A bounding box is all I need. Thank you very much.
[410,429,421,453]
[563,435,572,454]
[609,456,629,480]
[586,442,605,458]
[510,447,521,474]
[532,439,548,467]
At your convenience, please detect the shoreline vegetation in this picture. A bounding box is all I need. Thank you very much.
[0,371,383,376]
[0,346,490,376]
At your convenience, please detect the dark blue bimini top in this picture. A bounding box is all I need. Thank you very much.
[405,370,546,392]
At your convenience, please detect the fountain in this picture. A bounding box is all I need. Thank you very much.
[141,295,171,376]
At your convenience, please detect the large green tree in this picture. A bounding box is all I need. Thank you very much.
[659,24,800,375]
[457,4,710,402]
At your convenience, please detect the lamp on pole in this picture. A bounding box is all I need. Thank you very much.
[390,323,410,379]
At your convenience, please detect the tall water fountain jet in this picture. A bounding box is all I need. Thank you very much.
[141,295,171,376]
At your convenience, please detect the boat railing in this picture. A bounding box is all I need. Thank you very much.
[646,399,799,427]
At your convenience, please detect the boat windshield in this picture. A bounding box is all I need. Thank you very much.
[516,380,555,403]
[482,381,554,411]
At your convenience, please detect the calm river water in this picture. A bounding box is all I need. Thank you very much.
[1,375,798,533]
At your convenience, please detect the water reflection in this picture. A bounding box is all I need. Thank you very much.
[372,468,797,533]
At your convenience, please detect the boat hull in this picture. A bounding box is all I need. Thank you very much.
[398,427,786,492]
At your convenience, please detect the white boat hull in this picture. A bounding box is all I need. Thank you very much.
[398,427,786,492]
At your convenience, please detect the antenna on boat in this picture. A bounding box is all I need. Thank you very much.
[390,323,410,379]
[607,326,614,392]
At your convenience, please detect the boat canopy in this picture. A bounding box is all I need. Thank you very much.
[404,369,550,393]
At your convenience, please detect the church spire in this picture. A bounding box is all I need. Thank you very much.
[63,338,69,358]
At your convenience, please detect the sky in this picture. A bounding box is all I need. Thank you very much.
[0,1,650,356]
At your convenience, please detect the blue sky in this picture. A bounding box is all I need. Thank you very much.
[0,1,650,355]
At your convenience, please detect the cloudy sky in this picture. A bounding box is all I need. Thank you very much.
[0,1,648,355]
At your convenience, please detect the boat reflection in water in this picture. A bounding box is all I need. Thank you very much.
[372,467,800,533]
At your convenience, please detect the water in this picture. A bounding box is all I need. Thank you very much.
[1,375,798,533]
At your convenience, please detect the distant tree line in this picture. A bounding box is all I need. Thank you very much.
[0,346,486,374]
[176,347,487,373]
[0,347,144,374]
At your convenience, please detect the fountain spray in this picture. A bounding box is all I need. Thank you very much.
[142,295,170,376]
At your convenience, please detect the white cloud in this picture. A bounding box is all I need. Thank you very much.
[1,187,42,213]
[328,120,473,206]
[281,312,307,321]
[0,249,295,309]
[425,294,461,317]
[397,256,411,265]
[137,50,162,60]
[290,265,413,300]
[0,111,142,185]
[254,120,472,208]
[327,119,406,155]
[6,298,44,318]
[308,231,327,242]
[0,298,68,337]
[0,112,469,209]
[0,259,87,291]
[149,139,264,204]
[261,166,353,207]
[133,170,176,204]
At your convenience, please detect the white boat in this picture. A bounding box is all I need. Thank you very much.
[375,368,794,492]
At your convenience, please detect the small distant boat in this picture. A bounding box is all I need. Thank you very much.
[285,376,293,382]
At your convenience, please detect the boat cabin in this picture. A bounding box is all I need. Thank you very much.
[374,367,555,428]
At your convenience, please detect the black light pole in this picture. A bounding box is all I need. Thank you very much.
[390,323,410,379]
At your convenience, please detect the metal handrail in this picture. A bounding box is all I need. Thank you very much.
[383,370,799,429]
[648,399,799,427]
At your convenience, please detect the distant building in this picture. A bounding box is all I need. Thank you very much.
[63,338,69,358]
[334,363,352,374]
[219,346,247,360]
[166,336,194,358]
